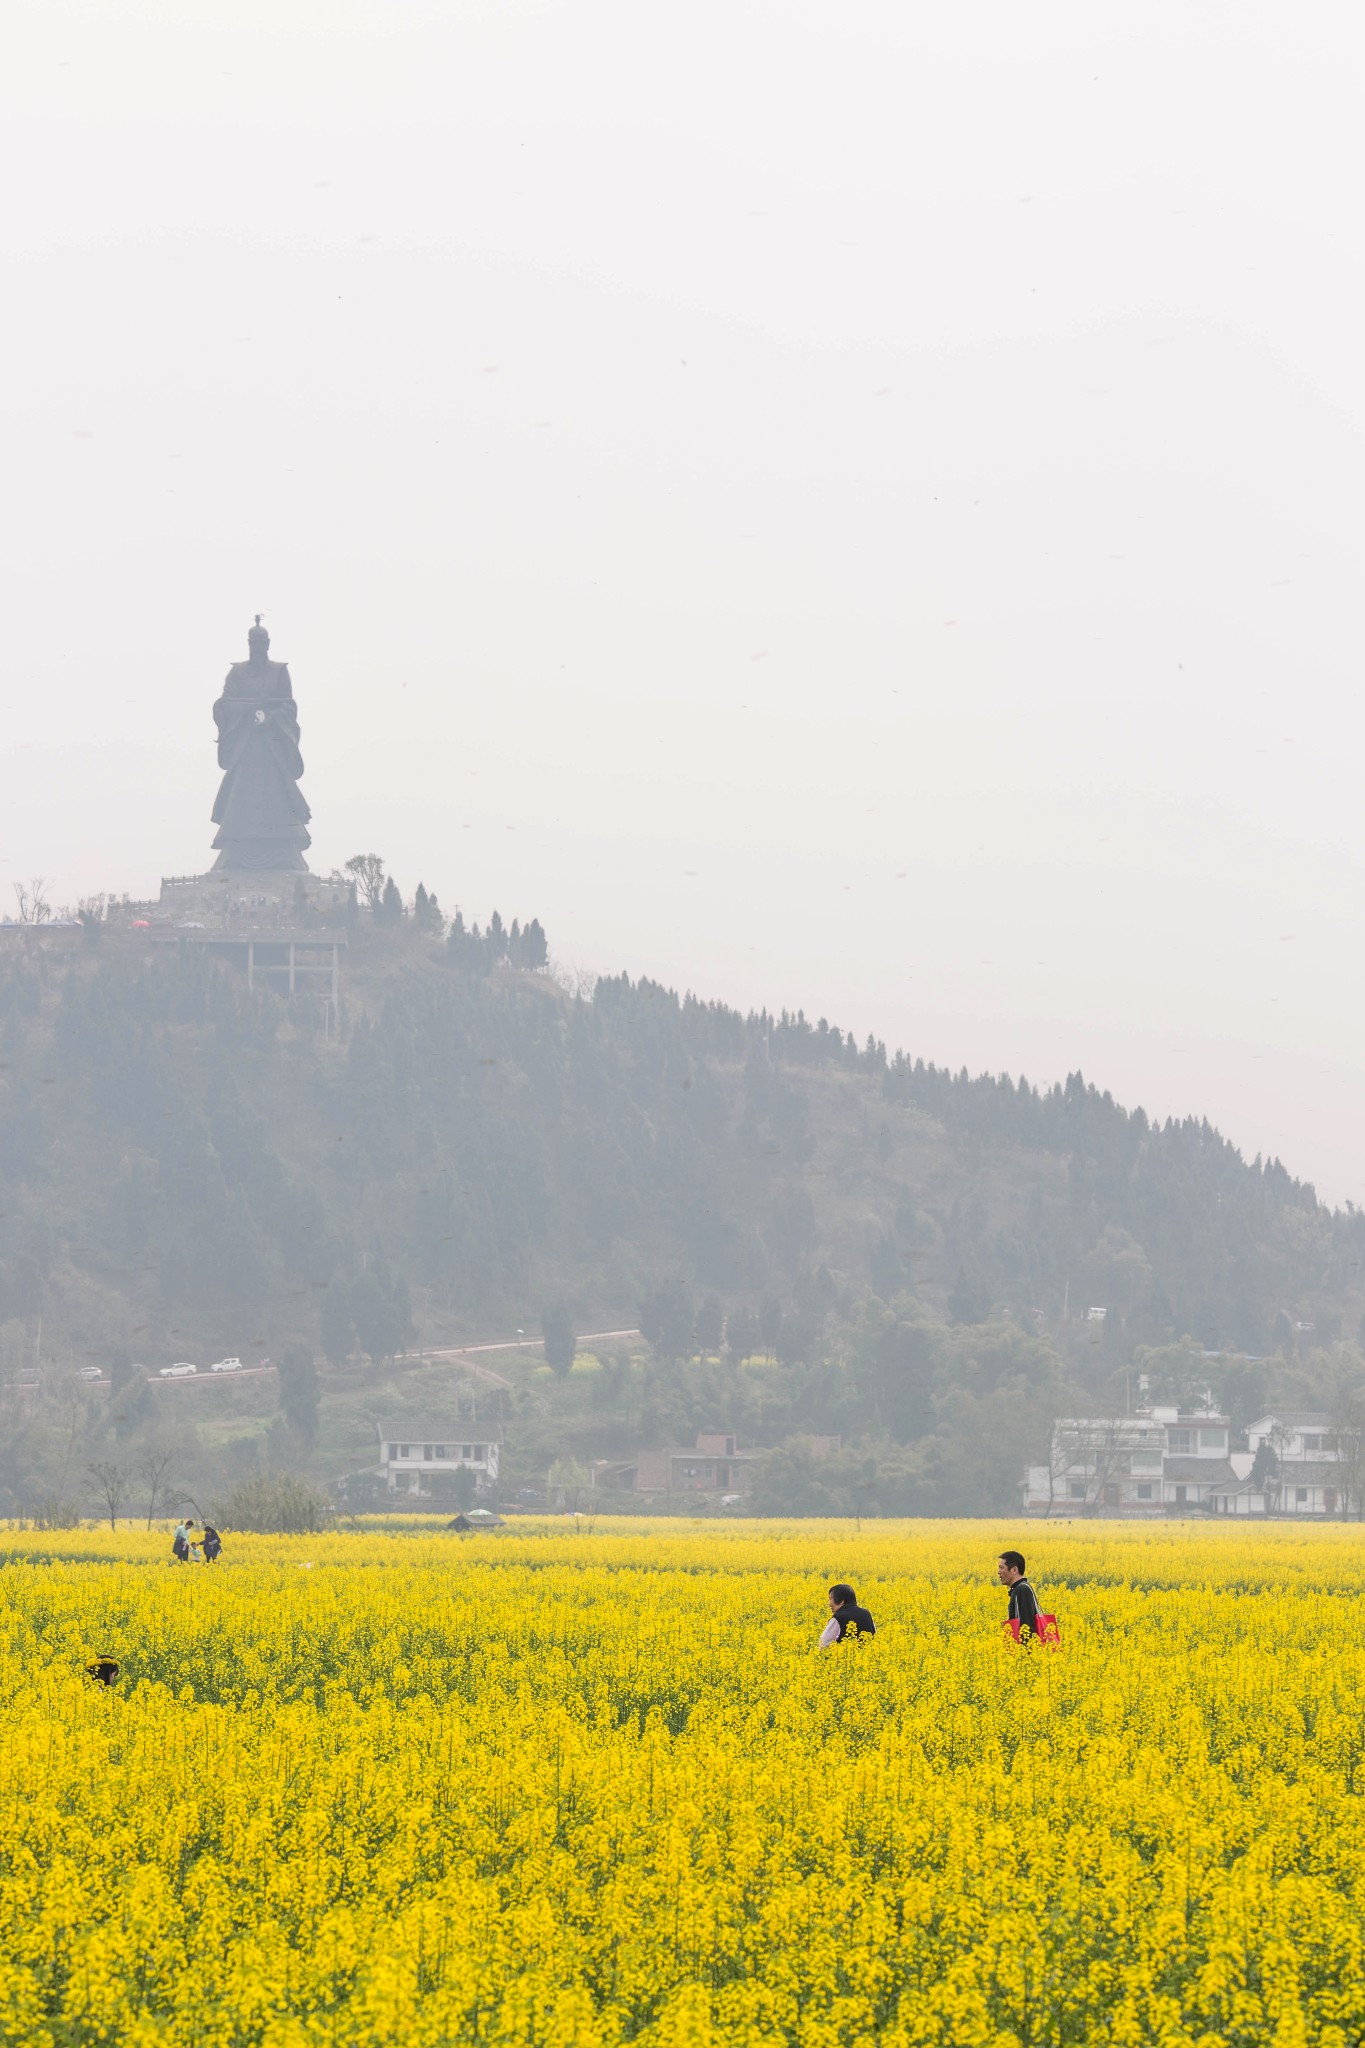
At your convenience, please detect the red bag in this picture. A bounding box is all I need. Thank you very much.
[1004,1609,1060,1646]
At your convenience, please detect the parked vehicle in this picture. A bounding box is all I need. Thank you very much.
[159,1362,197,1378]
[210,1356,244,1373]
[77,1366,104,1382]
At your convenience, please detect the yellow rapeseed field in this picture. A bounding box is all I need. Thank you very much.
[2,1517,1364,2047]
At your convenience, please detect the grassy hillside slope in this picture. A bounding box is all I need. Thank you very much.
[1,917,1361,1514]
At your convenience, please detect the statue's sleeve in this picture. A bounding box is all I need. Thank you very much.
[213,693,251,770]
[264,701,306,782]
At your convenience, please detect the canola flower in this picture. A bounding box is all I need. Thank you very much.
[2,1517,1365,2046]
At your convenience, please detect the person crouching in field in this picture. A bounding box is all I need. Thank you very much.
[819,1583,876,1647]
[997,1549,1040,1639]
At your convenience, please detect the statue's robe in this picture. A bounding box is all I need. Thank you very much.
[210,653,312,871]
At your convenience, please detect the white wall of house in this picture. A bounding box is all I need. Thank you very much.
[1246,1416,1332,1460]
[377,1434,500,1493]
[1019,1408,1345,1517]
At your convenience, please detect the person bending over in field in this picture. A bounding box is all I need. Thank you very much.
[85,1657,119,1687]
[203,1525,222,1563]
[819,1583,876,1648]
[997,1549,1041,1639]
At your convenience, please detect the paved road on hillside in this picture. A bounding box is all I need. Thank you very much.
[413,1329,642,1390]
[149,1364,277,1390]
[68,1328,642,1397]
[424,1328,640,1356]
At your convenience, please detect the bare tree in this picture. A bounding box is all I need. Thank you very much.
[1042,1417,1136,1516]
[13,877,51,925]
[86,1459,133,1530]
[1264,1419,1296,1514]
[138,1446,178,1528]
[549,959,599,1000]
[1041,1425,1078,1517]
[52,1390,85,1514]
[547,1456,590,1512]
[1250,1438,1280,1509]
[343,854,386,911]
[1328,1393,1365,1520]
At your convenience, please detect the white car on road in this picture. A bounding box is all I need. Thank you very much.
[159,1362,197,1378]
[77,1366,104,1381]
[210,1356,244,1373]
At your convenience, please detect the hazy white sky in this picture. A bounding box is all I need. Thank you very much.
[4,0,1365,1200]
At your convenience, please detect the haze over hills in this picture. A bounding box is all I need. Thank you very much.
[2,899,1363,1517]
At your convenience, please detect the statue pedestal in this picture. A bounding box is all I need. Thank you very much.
[156,870,350,929]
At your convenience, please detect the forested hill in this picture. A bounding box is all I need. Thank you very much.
[0,919,1361,1379]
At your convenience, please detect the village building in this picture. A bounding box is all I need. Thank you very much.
[1245,1412,1350,1516]
[1023,1405,1358,1517]
[590,1432,763,1501]
[375,1420,500,1497]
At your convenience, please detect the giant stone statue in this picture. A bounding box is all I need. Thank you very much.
[211,617,312,871]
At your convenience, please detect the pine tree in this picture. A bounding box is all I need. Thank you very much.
[640,1281,695,1362]
[278,1342,320,1443]
[320,1280,354,1367]
[695,1295,724,1354]
[446,910,469,968]
[412,884,445,936]
[725,1306,759,1364]
[542,1302,577,1378]
[351,1263,407,1365]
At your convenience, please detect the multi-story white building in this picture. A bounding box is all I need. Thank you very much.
[375,1420,500,1497]
[1023,1406,1239,1515]
[1245,1412,1349,1516]
[1024,1405,1357,1516]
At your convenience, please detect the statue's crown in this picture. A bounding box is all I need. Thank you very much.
[247,614,269,655]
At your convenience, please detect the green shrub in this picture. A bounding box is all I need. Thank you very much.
[213,1471,334,1534]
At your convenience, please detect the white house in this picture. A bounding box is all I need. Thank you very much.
[375,1420,500,1497]
[1023,1406,1250,1516]
[1024,1404,1358,1517]
[1245,1412,1351,1516]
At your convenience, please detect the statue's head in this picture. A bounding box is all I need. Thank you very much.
[247,614,270,659]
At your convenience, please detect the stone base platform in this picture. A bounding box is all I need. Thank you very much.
[122,869,351,931]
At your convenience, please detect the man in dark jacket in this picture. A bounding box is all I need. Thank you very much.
[819,1583,876,1647]
[997,1549,1041,1637]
